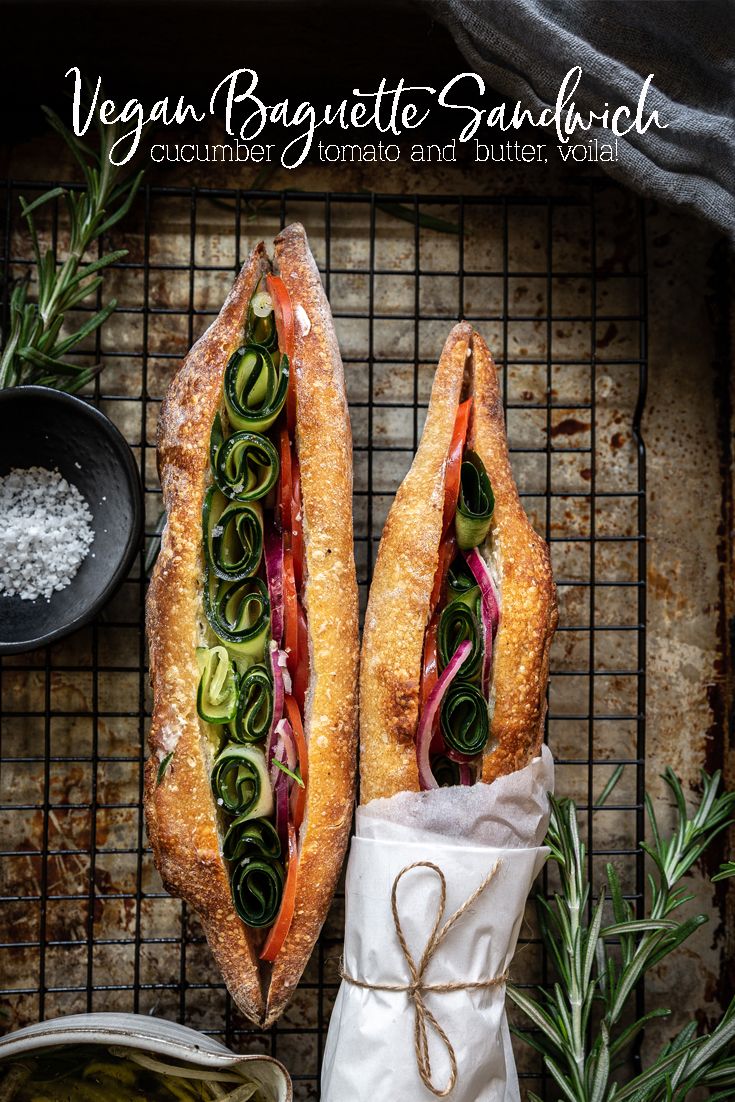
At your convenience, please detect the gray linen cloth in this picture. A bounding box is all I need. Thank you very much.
[427,0,735,240]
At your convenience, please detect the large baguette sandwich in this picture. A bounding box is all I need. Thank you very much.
[360,323,556,801]
[145,223,359,1026]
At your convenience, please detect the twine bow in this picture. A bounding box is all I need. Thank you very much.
[340,859,505,1097]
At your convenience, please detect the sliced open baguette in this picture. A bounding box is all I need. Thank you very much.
[145,224,358,1026]
[360,323,557,802]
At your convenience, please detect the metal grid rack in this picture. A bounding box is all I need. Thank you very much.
[0,182,647,1099]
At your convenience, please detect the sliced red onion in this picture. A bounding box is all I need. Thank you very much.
[416,640,471,791]
[444,745,478,765]
[274,769,290,854]
[269,719,296,787]
[277,648,293,696]
[458,763,473,786]
[464,547,501,695]
[264,522,284,645]
[267,641,286,759]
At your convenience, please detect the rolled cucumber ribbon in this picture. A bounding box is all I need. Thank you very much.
[456,449,495,551]
[204,571,271,660]
[229,662,273,744]
[210,417,280,502]
[437,585,484,683]
[223,815,281,864]
[203,486,263,581]
[224,343,289,433]
[447,555,476,597]
[211,744,273,817]
[440,679,490,756]
[195,645,238,725]
[231,853,284,928]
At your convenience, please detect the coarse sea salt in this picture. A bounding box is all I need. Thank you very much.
[0,466,95,602]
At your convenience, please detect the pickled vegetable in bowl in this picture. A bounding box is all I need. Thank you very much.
[0,1044,271,1101]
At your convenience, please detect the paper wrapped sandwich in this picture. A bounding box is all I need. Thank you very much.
[323,324,557,1099]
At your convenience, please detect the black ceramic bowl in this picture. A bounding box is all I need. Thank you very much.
[0,386,143,654]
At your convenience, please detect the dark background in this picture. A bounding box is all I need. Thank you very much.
[1,0,484,155]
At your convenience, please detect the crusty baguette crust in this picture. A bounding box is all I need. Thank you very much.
[359,324,471,803]
[145,226,358,1027]
[359,326,556,801]
[469,331,558,782]
[145,245,268,1025]
[265,225,358,1026]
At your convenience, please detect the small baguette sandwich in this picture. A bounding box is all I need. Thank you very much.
[360,323,556,802]
[145,224,359,1027]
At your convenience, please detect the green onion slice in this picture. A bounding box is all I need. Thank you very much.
[204,572,270,660]
[229,663,272,744]
[211,744,273,817]
[196,645,238,725]
[211,429,280,502]
[224,344,289,433]
[440,680,490,756]
[247,299,277,349]
[223,815,281,863]
[231,854,284,928]
[437,586,483,682]
[203,486,263,581]
[455,449,495,551]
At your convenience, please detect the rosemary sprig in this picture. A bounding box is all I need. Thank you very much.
[510,767,735,1101]
[0,102,143,392]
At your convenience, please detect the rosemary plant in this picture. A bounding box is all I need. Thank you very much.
[0,104,143,391]
[510,767,735,1102]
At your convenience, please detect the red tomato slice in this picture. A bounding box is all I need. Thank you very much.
[285,695,308,831]
[279,428,292,536]
[266,273,297,432]
[283,546,299,679]
[420,615,439,713]
[293,599,309,713]
[291,453,304,592]
[259,820,299,962]
[430,530,457,616]
[266,274,295,359]
[442,398,473,534]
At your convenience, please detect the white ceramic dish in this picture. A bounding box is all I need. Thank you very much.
[0,1012,291,1101]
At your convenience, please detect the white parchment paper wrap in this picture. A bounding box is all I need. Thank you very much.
[321,746,554,1101]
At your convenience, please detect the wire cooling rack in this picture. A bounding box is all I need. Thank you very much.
[0,183,647,1099]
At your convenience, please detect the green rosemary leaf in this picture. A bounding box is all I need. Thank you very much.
[608,1007,671,1059]
[601,918,678,937]
[596,764,625,808]
[53,300,118,356]
[97,170,144,236]
[582,892,605,988]
[156,752,174,787]
[713,860,735,882]
[509,1025,560,1062]
[17,346,91,374]
[18,186,65,219]
[588,1022,610,1102]
[272,759,304,788]
[506,987,566,1050]
[545,1055,580,1102]
[66,249,129,287]
[42,104,97,173]
[514,768,735,1100]
[1,90,142,391]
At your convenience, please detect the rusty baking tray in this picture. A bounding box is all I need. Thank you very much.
[0,183,647,1099]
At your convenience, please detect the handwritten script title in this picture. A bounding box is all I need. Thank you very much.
[66,66,666,168]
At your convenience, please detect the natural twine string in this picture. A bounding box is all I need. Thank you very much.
[339,860,506,1098]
